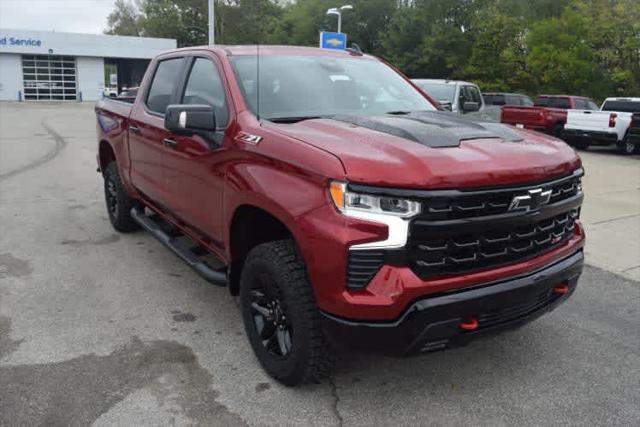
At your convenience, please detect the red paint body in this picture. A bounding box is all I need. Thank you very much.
[96,46,585,321]
[501,95,593,136]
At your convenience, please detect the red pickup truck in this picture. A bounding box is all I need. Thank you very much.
[501,95,599,137]
[96,46,585,385]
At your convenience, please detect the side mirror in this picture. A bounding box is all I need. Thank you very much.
[165,104,216,135]
[462,101,480,113]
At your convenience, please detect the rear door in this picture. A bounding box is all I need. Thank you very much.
[162,54,232,245]
[129,56,186,205]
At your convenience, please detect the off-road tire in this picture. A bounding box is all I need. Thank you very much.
[104,162,141,232]
[240,239,333,386]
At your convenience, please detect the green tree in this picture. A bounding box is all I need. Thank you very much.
[526,9,601,97]
[462,6,531,92]
[105,0,142,36]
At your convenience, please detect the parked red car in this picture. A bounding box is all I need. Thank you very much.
[96,46,585,385]
[501,95,598,137]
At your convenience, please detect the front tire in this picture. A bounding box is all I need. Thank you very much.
[103,162,140,232]
[240,239,332,386]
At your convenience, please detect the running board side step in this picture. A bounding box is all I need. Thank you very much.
[131,207,227,286]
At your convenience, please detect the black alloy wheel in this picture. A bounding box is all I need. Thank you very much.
[249,275,293,357]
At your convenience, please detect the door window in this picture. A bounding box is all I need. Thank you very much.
[146,58,184,114]
[574,98,588,109]
[586,100,599,110]
[505,95,520,106]
[521,96,534,106]
[460,86,482,105]
[182,58,229,127]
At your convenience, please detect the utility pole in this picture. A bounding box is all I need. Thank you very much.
[208,0,215,45]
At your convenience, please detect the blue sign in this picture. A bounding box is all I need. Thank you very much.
[320,32,347,50]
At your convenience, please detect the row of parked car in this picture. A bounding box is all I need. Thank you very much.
[412,79,640,155]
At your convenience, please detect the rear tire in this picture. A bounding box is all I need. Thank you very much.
[103,162,141,232]
[240,239,332,386]
[618,133,637,155]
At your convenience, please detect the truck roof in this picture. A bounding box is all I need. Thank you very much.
[412,79,477,87]
[165,44,374,59]
[537,94,589,99]
[603,97,640,102]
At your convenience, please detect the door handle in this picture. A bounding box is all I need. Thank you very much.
[163,138,178,148]
[130,125,141,134]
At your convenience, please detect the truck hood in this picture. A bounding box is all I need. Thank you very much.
[265,111,581,189]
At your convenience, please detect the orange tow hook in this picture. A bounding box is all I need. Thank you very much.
[460,318,479,331]
[553,284,569,295]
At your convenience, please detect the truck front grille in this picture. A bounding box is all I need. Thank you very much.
[408,209,579,278]
[345,169,583,288]
[420,172,581,221]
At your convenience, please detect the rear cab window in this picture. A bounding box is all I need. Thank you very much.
[534,97,570,109]
[484,94,505,106]
[601,100,640,113]
[145,57,185,115]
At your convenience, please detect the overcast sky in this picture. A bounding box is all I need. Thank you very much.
[0,0,116,34]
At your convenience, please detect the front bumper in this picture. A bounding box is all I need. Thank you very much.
[321,250,583,355]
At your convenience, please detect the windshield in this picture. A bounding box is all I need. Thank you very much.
[414,81,456,103]
[601,100,640,113]
[231,55,436,121]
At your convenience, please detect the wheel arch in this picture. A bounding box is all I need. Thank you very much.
[98,140,116,174]
[227,204,297,295]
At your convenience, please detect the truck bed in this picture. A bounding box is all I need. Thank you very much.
[501,106,566,134]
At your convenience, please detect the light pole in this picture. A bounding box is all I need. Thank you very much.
[208,0,215,45]
[326,5,353,34]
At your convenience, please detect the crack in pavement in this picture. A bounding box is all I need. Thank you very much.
[590,212,640,225]
[328,376,344,427]
[0,117,68,182]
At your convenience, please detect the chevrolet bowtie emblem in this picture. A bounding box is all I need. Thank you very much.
[326,38,343,47]
[508,188,552,212]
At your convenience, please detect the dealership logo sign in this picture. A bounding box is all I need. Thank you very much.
[508,188,552,212]
[0,36,43,47]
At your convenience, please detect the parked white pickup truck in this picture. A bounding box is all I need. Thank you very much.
[563,97,640,154]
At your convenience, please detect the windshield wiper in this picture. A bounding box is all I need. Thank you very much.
[266,116,322,124]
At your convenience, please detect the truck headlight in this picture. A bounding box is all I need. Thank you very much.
[329,181,421,249]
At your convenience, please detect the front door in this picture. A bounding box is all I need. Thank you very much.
[162,55,232,246]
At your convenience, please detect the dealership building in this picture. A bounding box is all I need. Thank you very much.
[0,29,176,101]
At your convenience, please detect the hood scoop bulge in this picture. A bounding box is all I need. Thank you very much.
[330,111,523,148]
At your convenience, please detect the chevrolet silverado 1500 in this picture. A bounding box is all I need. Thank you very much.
[96,45,585,385]
[501,95,598,137]
[564,97,640,154]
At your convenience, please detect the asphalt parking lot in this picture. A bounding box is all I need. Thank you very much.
[1,102,639,426]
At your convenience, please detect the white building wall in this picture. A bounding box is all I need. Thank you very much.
[76,56,104,101]
[0,29,176,59]
[0,53,22,101]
